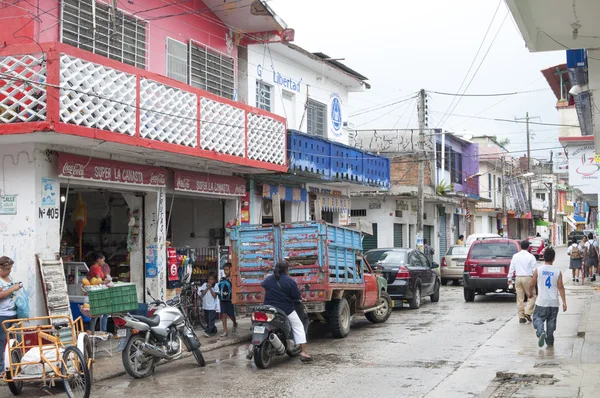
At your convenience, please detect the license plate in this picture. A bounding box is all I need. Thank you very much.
[457,262,465,267]
[253,326,266,334]
[488,267,501,273]
[117,328,127,338]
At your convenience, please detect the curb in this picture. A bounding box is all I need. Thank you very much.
[577,296,592,338]
[94,332,252,382]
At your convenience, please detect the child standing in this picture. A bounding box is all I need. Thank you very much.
[218,263,238,337]
[199,273,219,337]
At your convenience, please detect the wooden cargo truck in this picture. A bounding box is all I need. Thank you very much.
[230,221,392,338]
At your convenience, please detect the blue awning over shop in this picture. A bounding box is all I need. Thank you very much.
[262,185,307,202]
[574,215,586,223]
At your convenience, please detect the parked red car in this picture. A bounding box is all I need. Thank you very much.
[527,237,546,260]
[463,239,520,302]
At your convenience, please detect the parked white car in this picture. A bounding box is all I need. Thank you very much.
[465,233,501,246]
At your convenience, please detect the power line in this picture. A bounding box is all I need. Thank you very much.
[353,97,417,128]
[438,10,509,128]
[435,0,503,129]
[429,110,578,128]
[348,94,418,117]
[430,88,549,97]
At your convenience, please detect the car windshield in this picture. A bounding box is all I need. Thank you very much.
[469,242,518,259]
[447,246,469,255]
[365,250,407,265]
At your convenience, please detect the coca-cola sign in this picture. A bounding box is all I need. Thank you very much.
[58,153,167,187]
[174,170,246,196]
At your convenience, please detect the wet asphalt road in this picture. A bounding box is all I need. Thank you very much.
[2,284,519,398]
[3,248,577,398]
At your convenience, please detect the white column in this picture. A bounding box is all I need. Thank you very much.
[144,189,166,302]
[0,144,59,317]
[122,193,144,302]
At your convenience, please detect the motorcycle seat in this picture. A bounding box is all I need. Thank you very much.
[253,305,288,318]
[130,314,160,327]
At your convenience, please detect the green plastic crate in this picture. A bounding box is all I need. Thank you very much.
[88,284,138,316]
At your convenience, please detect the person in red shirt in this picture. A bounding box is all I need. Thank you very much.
[87,252,109,332]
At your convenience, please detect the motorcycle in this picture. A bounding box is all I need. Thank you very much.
[114,287,206,379]
[246,304,308,369]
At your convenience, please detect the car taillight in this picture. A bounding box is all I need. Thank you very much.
[441,258,447,267]
[252,311,274,322]
[464,260,474,273]
[396,266,410,279]
[113,317,127,327]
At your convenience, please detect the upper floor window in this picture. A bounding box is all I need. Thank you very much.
[166,38,188,83]
[436,142,442,169]
[307,99,326,137]
[488,174,492,198]
[190,42,235,99]
[62,0,147,69]
[256,80,272,112]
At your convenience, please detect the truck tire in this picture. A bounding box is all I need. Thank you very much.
[408,284,421,309]
[329,298,351,338]
[365,291,392,323]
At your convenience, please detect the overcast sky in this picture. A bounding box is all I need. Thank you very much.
[273,0,565,159]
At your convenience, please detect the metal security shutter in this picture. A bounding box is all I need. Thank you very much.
[190,42,235,99]
[439,213,447,256]
[409,225,414,248]
[393,223,403,248]
[363,223,378,252]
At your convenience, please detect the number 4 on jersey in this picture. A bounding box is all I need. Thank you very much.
[545,275,552,289]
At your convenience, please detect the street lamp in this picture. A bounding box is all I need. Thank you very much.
[464,172,482,182]
[520,172,534,178]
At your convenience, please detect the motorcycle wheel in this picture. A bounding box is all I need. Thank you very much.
[122,335,156,379]
[192,348,206,367]
[253,341,273,369]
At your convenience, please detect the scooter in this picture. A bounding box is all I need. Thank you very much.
[246,304,308,369]
[113,288,206,379]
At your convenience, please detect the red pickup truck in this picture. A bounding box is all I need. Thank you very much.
[230,221,392,338]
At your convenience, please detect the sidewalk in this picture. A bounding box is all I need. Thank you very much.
[90,315,253,381]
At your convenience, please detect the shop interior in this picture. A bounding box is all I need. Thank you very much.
[59,187,141,331]
[164,194,230,290]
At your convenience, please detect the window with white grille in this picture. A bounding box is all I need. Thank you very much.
[256,80,272,111]
[62,0,147,69]
[166,38,188,83]
[190,42,235,99]
[307,99,326,137]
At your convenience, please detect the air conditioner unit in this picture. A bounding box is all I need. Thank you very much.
[262,200,273,217]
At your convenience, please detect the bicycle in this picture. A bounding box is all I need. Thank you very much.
[180,281,207,330]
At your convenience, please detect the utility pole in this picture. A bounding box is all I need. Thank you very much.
[548,151,554,244]
[417,89,425,249]
[501,156,507,237]
[515,112,540,236]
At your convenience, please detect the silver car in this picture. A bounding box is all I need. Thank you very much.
[441,245,470,285]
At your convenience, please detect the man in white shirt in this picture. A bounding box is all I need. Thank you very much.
[507,240,538,323]
[529,248,566,347]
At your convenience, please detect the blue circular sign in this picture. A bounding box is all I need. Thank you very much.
[331,96,342,131]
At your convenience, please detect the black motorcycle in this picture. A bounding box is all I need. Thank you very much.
[246,304,308,369]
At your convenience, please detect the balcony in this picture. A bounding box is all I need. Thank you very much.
[0,43,286,172]
[287,130,390,189]
[532,198,548,212]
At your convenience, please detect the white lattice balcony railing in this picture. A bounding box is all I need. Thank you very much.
[0,43,287,171]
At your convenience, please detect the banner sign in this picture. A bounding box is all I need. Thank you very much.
[58,153,167,187]
[174,170,246,196]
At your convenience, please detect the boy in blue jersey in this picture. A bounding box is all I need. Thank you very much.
[218,263,238,337]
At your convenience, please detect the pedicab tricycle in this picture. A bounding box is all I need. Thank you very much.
[2,315,93,398]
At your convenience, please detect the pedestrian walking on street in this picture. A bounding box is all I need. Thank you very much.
[199,273,219,337]
[218,263,238,337]
[584,233,598,282]
[423,239,435,265]
[507,240,537,323]
[529,248,567,347]
[0,256,23,375]
[568,237,583,283]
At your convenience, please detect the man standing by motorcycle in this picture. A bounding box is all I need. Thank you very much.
[262,261,313,362]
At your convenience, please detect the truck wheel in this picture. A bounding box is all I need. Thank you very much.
[365,291,392,323]
[409,284,421,309]
[464,287,476,302]
[430,281,440,303]
[329,298,351,338]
